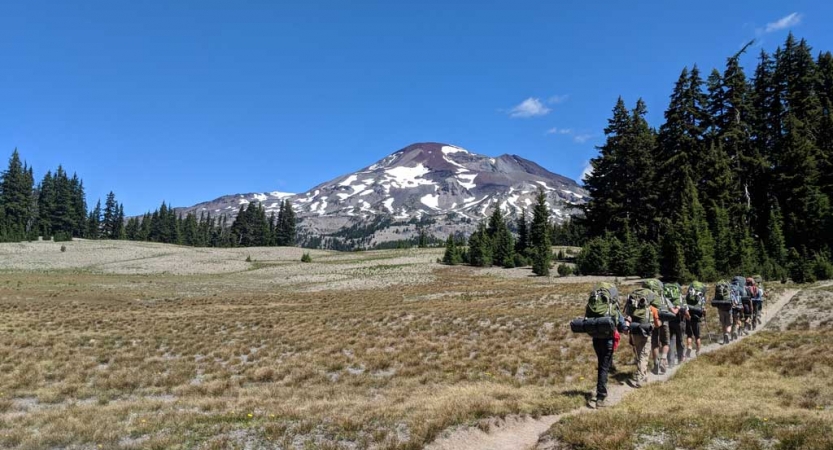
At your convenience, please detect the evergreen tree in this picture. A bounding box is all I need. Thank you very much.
[530,190,552,275]
[86,200,102,239]
[418,228,428,248]
[102,191,118,239]
[710,203,735,274]
[443,234,462,265]
[0,149,34,240]
[488,206,514,267]
[681,176,717,281]
[515,209,529,255]
[659,224,689,282]
[578,237,610,275]
[467,222,492,267]
[37,171,55,239]
[637,242,660,279]
[765,202,788,266]
[275,199,296,246]
[125,217,140,241]
[115,204,125,239]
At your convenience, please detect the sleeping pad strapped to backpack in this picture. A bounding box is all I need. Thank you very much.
[570,282,619,338]
[711,280,733,309]
[686,281,707,319]
[625,288,656,335]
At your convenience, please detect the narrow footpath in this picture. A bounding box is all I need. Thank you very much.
[426,288,801,450]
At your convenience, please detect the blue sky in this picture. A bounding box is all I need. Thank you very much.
[2,1,831,215]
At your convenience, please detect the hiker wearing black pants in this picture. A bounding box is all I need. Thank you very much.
[589,314,626,409]
[668,314,686,366]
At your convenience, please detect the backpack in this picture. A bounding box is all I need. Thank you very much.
[663,283,683,306]
[585,282,619,319]
[686,281,707,307]
[626,288,656,324]
[711,280,733,309]
[642,279,664,297]
[570,283,620,338]
[731,276,750,302]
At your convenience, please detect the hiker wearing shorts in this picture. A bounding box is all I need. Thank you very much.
[685,282,707,357]
[665,283,686,366]
[624,288,660,389]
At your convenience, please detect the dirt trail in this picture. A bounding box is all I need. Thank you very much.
[426,288,801,450]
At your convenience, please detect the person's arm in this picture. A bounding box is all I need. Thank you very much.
[651,306,661,328]
[617,311,627,333]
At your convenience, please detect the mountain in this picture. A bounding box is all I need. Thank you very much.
[176,142,586,248]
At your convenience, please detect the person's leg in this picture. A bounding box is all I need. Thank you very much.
[651,328,660,373]
[632,333,649,386]
[659,323,670,373]
[685,320,694,358]
[674,320,685,363]
[719,309,731,344]
[592,338,613,405]
[692,319,702,355]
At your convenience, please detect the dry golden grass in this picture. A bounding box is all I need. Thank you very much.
[539,289,833,450]
[0,244,613,449]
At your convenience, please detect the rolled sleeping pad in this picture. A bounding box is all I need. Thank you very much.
[570,317,616,338]
[659,310,677,322]
[688,306,704,319]
[710,299,733,308]
[629,321,654,334]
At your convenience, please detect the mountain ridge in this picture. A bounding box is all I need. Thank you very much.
[174,142,586,247]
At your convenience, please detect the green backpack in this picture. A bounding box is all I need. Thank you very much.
[626,288,656,324]
[642,278,664,297]
[585,282,619,319]
[686,281,707,306]
[663,283,683,306]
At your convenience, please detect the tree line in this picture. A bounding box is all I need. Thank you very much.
[0,149,125,242]
[578,33,833,282]
[0,148,297,248]
[123,200,296,248]
[443,190,554,275]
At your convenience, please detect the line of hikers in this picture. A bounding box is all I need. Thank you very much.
[570,276,766,409]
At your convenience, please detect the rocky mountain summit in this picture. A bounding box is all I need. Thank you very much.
[176,142,586,247]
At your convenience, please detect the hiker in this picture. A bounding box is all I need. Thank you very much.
[644,279,674,374]
[685,281,707,357]
[663,282,686,366]
[751,276,765,329]
[746,277,762,330]
[730,276,750,338]
[570,283,627,409]
[712,280,734,344]
[624,287,660,389]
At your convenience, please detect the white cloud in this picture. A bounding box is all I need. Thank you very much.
[547,94,569,104]
[763,12,801,33]
[573,133,595,144]
[509,98,551,118]
[546,127,573,135]
[580,161,593,183]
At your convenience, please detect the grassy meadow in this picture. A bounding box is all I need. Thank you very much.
[0,240,618,449]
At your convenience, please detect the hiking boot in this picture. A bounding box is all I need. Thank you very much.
[722,334,730,345]
[731,332,738,341]
[685,348,692,359]
[695,349,700,358]
[587,397,597,409]
[652,359,660,374]
[627,378,642,389]
[659,358,668,375]
[596,398,608,408]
